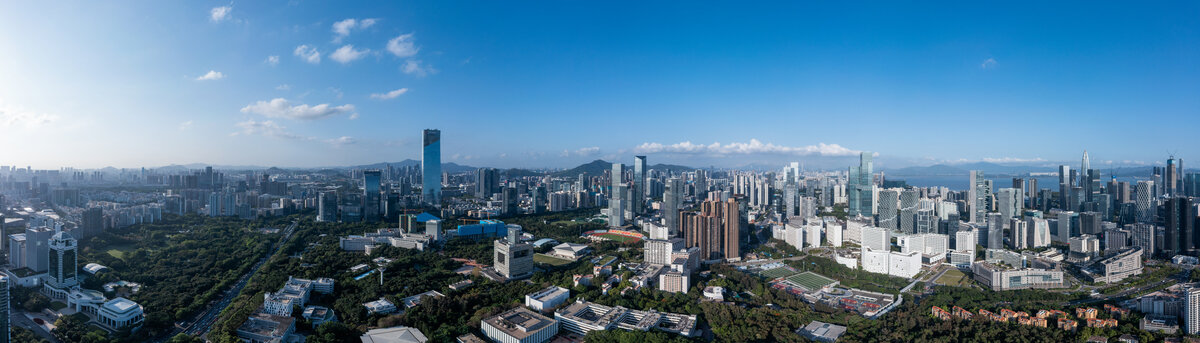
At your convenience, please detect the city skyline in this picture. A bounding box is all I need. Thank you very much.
[2,2,1198,169]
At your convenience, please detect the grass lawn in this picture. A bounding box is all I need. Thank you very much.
[105,244,136,259]
[50,301,68,311]
[596,233,639,243]
[934,268,971,287]
[533,254,574,266]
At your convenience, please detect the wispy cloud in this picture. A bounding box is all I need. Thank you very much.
[332,18,378,43]
[195,70,225,81]
[233,120,306,140]
[325,136,356,146]
[234,120,355,147]
[369,88,409,100]
[980,58,997,69]
[633,139,860,157]
[210,6,232,22]
[329,45,369,64]
[275,84,290,91]
[265,55,280,66]
[386,33,419,58]
[294,45,320,64]
[179,120,194,130]
[402,59,435,77]
[240,98,356,120]
[562,147,601,157]
[0,102,59,129]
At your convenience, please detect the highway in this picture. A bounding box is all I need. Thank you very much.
[155,220,300,341]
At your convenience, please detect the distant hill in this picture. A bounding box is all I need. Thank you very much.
[551,159,612,177]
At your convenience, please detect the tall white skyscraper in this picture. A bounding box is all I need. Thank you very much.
[421,129,442,206]
[969,171,990,224]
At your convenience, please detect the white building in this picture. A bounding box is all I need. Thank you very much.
[861,226,890,251]
[954,230,977,254]
[525,286,569,312]
[1027,218,1051,248]
[1185,286,1200,335]
[898,233,948,256]
[365,298,398,315]
[861,247,921,279]
[1070,235,1101,255]
[825,220,843,247]
[805,225,823,248]
[360,326,428,343]
[482,307,559,343]
[96,297,145,329]
[644,238,683,266]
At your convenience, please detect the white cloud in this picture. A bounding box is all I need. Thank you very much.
[210,6,232,22]
[294,45,320,64]
[981,58,997,69]
[401,59,435,77]
[0,103,58,129]
[179,121,194,130]
[386,33,419,57]
[233,120,306,140]
[332,18,379,43]
[633,139,860,157]
[369,88,409,100]
[265,55,280,66]
[195,70,225,81]
[275,84,290,91]
[240,98,356,120]
[329,45,369,64]
[325,136,356,146]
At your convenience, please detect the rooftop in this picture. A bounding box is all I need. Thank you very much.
[798,321,847,342]
[483,307,556,340]
[528,286,569,302]
[102,297,141,314]
[361,326,429,343]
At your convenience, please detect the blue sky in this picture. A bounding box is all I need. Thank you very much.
[0,2,1197,170]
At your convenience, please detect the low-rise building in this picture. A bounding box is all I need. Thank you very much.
[525,286,569,312]
[972,261,1064,291]
[796,321,847,342]
[1086,247,1143,283]
[365,298,398,315]
[481,307,559,343]
[703,286,725,301]
[551,243,592,260]
[360,326,429,343]
[554,299,698,337]
[302,306,336,326]
[236,313,296,343]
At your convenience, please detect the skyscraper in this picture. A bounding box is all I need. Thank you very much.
[421,129,442,206]
[968,171,990,224]
[633,156,647,214]
[363,170,381,222]
[47,231,79,290]
[899,189,917,234]
[476,168,499,199]
[1165,197,1196,255]
[1081,150,1090,186]
[1167,157,1179,196]
[1135,180,1155,223]
[0,274,6,343]
[847,152,874,217]
[317,191,338,222]
[876,189,899,230]
[997,188,1020,224]
[662,177,683,236]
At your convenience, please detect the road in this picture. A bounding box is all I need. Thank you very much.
[155,220,300,341]
[1065,269,1188,307]
[11,312,61,343]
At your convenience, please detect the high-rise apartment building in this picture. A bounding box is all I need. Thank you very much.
[876,189,899,230]
[476,168,499,199]
[681,199,740,261]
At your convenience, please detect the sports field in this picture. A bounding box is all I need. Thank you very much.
[786,271,838,291]
[759,267,798,280]
[595,232,640,243]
